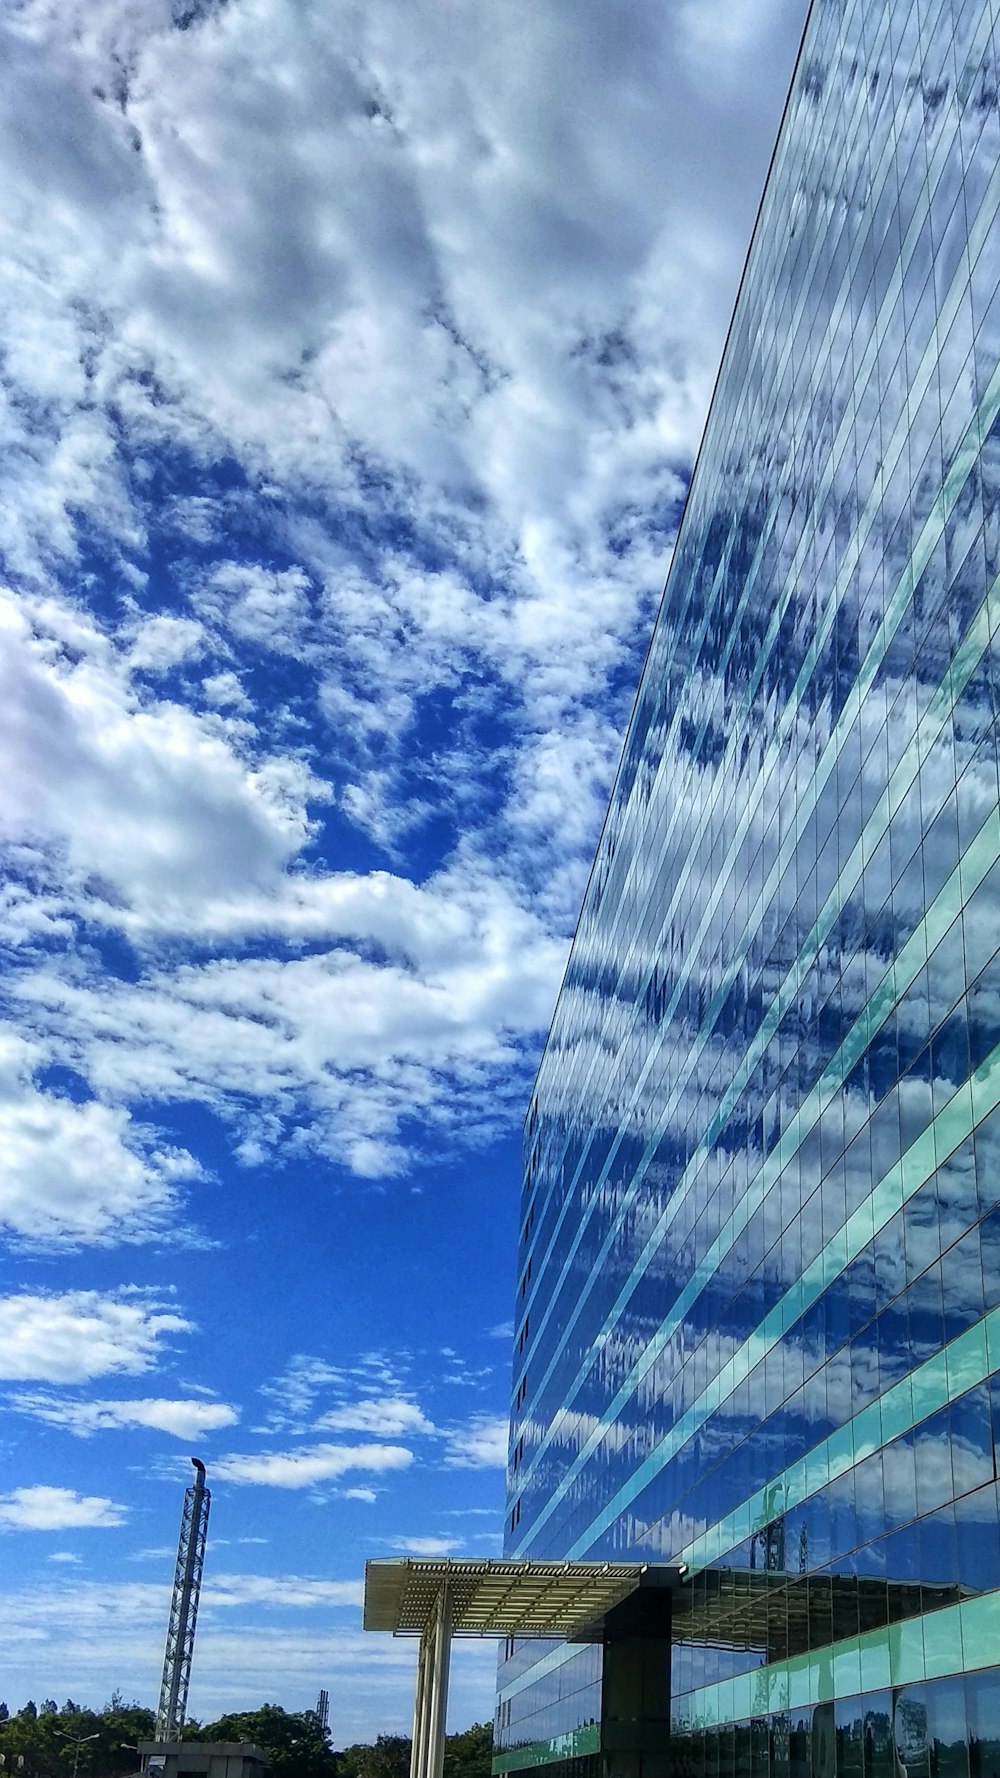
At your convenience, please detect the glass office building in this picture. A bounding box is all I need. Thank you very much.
[496,0,1000,1772]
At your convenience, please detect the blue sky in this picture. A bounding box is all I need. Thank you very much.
[0,0,806,1743]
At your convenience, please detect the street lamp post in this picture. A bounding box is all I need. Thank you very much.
[54,1730,99,1778]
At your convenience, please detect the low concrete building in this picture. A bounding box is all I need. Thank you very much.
[138,1743,269,1778]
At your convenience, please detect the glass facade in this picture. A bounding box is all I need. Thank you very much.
[496,0,1000,1770]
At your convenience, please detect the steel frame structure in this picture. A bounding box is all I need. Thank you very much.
[155,1458,211,1742]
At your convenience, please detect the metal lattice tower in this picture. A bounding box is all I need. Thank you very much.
[155,1458,211,1742]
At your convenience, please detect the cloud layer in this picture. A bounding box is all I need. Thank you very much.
[0,1486,126,1531]
[0,0,806,1196]
[0,1290,191,1383]
[213,1442,414,1489]
[9,1394,239,1440]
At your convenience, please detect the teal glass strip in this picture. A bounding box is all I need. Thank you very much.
[517,415,1000,1471]
[675,1307,997,1577]
[491,1724,601,1774]
[515,599,1000,1542]
[533,977,998,1556]
[674,1588,1000,1732]
[496,1642,582,1706]
[571,1234,999,1564]
[516,611,996,1529]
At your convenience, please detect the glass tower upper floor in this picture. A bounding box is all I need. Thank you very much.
[497,0,1000,1769]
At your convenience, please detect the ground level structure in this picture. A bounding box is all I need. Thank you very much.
[137,1745,268,1778]
[363,1559,683,1778]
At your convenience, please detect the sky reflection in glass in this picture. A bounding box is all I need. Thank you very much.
[498,0,1000,1765]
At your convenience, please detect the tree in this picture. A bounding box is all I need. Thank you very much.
[339,1737,409,1778]
[92,1700,155,1773]
[0,1699,155,1778]
[0,1702,490,1778]
[443,1724,492,1778]
[197,1707,338,1778]
[338,1725,492,1778]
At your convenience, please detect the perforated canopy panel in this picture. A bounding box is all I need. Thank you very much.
[363,1557,681,1639]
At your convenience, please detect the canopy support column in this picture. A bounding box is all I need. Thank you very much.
[409,1630,430,1778]
[408,1583,451,1778]
[426,1583,452,1778]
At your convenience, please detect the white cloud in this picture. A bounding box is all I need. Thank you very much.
[0,1289,191,1383]
[0,590,313,936]
[315,1397,435,1437]
[678,0,789,81]
[341,1487,377,1503]
[47,1551,82,1563]
[213,1441,413,1488]
[0,0,808,840]
[0,1028,199,1245]
[125,613,206,672]
[0,1486,126,1531]
[0,585,575,1183]
[0,0,806,780]
[13,861,567,1177]
[194,564,313,653]
[504,712,626,922]
[202,670,252,711]
[258,1355,348,1429]
[389,1536,458,1557]
[0,0,804,1195]
[205,1573,362,1610]
[444,1414,508,1469]
[8,1394,240,1440]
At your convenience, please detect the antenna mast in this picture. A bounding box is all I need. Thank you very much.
[156,1458,211,1742]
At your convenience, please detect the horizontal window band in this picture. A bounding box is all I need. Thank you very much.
[497,1642,585,1707]
[515,675,1000,1545]
[491,1723,600,1775]
[675,1585,1000,1730]
[515,380,1000,1481]
[676,1305,1000,1576]
[501,1298,999,1705]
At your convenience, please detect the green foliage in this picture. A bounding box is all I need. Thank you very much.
[0,1701,492,1778]
[195,1706,337,1778]
[337,1723,492,1778]
[337,1736,409,1778]
[0,1699,155,1778]
[443,1723,492,1778]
